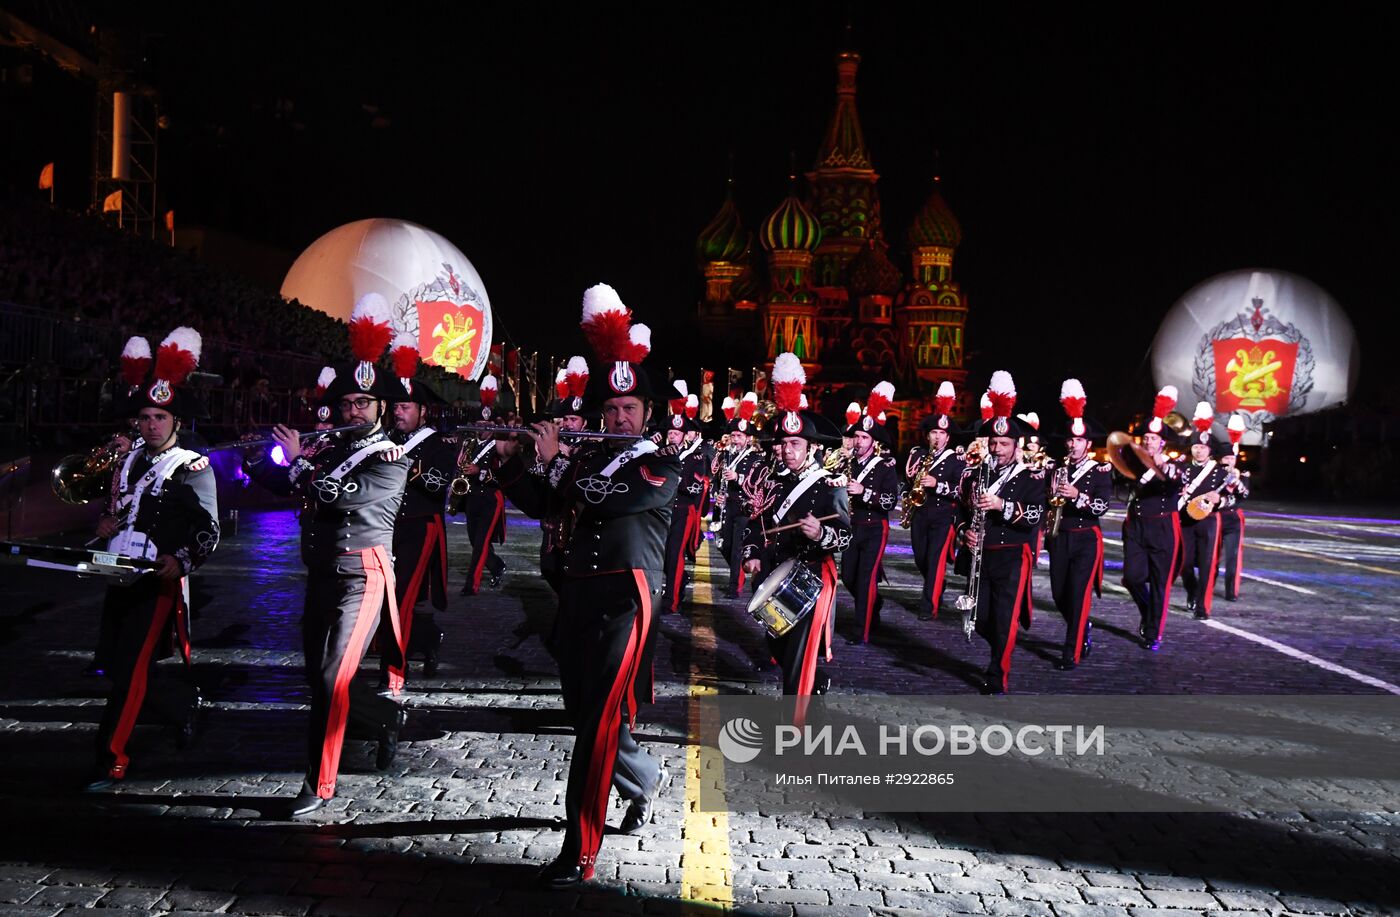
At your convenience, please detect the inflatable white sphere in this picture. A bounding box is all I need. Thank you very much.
[1151,269,1358,445]
[281,219,493,381]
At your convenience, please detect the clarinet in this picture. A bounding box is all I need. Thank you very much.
[954,461,993,641]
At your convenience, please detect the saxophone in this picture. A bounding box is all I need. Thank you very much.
[1047,465,1069,539]
[954,460,993,641]
[901,450,939,527]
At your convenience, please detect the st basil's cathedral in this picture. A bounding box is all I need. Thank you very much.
[695,49,973,442]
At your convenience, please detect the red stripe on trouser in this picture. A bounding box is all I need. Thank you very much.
[174,579,191,664]
[628,572,654,720]
[928,525,954,619]
[862,521,889,642]
[576,572,650,875]
[668,507,699,612]
[471,491,505,591]
[1233,514,1245,596]
[794,558,838,728]
[317,545,395,798]
[1072,530,1103,664]
[1158,515,1182,641]
[996,546,1032,692]
[690,487,707,555]
[107,581,181,776]
[1020,531,1041,628]
[1201,518,1222,616]
[388,516,444,692]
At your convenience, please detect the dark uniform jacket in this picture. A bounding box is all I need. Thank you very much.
[395,428,457,518]
[742,465,852,569]
[1177,460,1234,518]
[718,446,765,514]
[246,426,411,566]
[957,461,1047,549]
[906,446,966,515]
[1053,457,1113,529]
[1219,468,1250,510]
[1126,458,1184,517]
[111,445,220,574]
[675,442,711,509]
[499,440,682,590]
[846,452,900,525]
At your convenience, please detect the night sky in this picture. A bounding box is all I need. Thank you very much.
[13,3,1399,415]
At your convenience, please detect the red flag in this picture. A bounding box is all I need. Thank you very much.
[165,210,175,232]
[38,163,54,190]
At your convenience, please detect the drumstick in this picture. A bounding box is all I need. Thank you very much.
[764,513,839,534]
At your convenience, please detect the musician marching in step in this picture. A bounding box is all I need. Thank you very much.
[1177,402,1235,620]
[661,383,709,614]
[457,373,508,595]
[1121,386,1186,651]
[839,381,900,645]
[1045,379,1113,671]
[492,284,678,889]
[1217,414,1251,602]
[1016,411,1047,628]
[955,371,1046,696]
[715,392,763,598]
[242,295,413,816]
[377,338,458,694]
[903,381,966,620]
[742,353,851,723]
[83,327,220,792]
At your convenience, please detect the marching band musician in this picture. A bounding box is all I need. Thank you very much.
[840,382,900,644]
[84,327,220,792]
[243,295,412,816]
[742,353,851,721]
[1045,380,1113,671]
[1016,410,1047,627]
[905,382,966,620]
[458,373,509,595]
[956,371,1045,696]
[1177,402,1233,620]
[661,384,709,613]
[1217,414,1250,602]
[526,356,593,594]
[716,392,763,598]
[1122,386,1185,651]
[378,338,457,693]
[494,285,679,889]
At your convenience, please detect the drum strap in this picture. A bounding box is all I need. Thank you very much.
[774,465,827,521]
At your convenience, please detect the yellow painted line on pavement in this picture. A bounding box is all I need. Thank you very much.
[681,537,733,911]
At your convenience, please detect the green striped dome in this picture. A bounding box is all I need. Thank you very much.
[760,192,822,252]
[909,183,962,249]
[696,194,749,264]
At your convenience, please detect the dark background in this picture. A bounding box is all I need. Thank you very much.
[5,1,1397,411]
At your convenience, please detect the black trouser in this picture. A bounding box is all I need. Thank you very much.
[662,500,702,612]
[303,546,402,799]
[95,577,197,778]
[908,503,958,618]
[463,488,506,593]
[1122,512,1181,643]
[380,513,448,689]
[1047,527,1103,665]
[975,544,1033,693]
[1218,509,1245,600]
[840,520,889,642]
[718,502,749,596]
[554,571,660,877]
[1179,515,1221,617]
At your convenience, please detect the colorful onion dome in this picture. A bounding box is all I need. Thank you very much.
[908,178,962,249]
[760,183,822,252]
[696,189,749,264]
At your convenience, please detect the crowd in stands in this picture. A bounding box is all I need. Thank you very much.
[0,192,475,453]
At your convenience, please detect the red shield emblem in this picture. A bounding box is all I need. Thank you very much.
[418,301,485,375]
[1212,338,1298,416]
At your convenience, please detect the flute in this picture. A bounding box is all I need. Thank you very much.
[207,424,371,452]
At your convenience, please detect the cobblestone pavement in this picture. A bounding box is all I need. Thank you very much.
[1,500,1397,916]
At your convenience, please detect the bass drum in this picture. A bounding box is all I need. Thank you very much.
[747,557,823,638]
